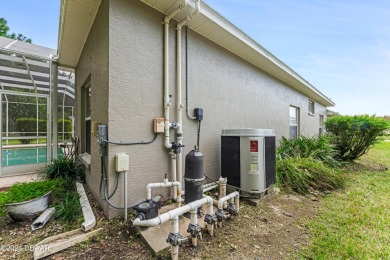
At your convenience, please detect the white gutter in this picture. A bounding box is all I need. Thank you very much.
[164,0,188,149]
[76,182,96,232]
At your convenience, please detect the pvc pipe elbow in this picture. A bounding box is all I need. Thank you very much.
[133,217,161,227]
[218,191,239,209]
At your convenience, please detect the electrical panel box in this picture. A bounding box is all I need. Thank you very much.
[154,117,165,133]
[221,129,276,196]
[116,153,129,172]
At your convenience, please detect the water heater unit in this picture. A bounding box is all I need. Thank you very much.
[221,129,276,195]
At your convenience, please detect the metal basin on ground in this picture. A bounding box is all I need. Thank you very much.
[3,191,51,221]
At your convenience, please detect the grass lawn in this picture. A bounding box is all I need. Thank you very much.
[301,141,390,259]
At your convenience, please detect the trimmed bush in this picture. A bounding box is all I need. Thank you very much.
[277,135,340,167]
[325,115,390,161]
[276,157,345,194]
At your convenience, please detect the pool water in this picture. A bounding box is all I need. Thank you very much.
[2,147,63,167]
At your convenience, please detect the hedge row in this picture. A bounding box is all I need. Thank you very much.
[15,118,72,143]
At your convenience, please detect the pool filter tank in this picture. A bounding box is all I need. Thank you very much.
[184,149,204,205]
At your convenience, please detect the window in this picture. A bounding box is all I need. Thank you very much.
[308,100,315,115]
[319,115,324,136]
[289,106,299,139]
[84,83,91,154]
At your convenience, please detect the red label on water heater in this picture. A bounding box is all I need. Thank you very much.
[250,140,258,152]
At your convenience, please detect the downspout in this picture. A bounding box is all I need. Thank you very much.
[164,0,188,149]
[176,0,201,192]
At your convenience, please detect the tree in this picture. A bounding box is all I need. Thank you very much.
[0,17,32,43]
[325,115,390,161]
[0,18,10,37]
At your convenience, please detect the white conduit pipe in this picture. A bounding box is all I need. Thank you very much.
[176,0,201,192]
[218,191,240,210]
[133,196,213,227]
[171,216,180,260]
[190,209,198,246]
[181,182,218,195]
[146,179,182,206]
[202,183,219,193]
[206,200,214,236]
[164,0,188,149]
[204,181,219,188]
[171,153,177,200]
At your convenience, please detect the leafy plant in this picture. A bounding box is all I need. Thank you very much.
[0,180,62,216]
[0,178,82,223]
[325,115,390,161]
[276,157,345,194]
[277,135,341,167]
[37,157,85,182]
[54,190,81,223]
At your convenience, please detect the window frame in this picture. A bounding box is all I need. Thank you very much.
[308,100,315,115]
[289,106,300,139]
[319,114,324,136]
[83,81,91,155]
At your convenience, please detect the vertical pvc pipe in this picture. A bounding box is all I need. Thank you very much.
[171,153,177,201]
[190,209,198,246]
[206,202,214,236]
[219,177,227,208]
[163,21,172,150]
[235,195,240,213]
[171,216,179,260]
[124,171,128,221]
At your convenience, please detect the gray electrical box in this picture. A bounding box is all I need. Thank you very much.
[221,129,276,196]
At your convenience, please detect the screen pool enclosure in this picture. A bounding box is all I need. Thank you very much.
[0,37,75,176]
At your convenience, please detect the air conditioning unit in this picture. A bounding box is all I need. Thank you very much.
[221,129,276,196]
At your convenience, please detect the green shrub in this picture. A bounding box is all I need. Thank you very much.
[276,157,345,194]
[58,118,72,140]
[15,118,73,143]
[277,135,340,167]
[15,118,46,144]
[37,157,85,182]
[325,115,390,161]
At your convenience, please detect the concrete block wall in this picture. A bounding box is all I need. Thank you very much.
[76,0,328,218]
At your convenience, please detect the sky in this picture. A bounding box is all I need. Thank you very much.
[1,0,389,116]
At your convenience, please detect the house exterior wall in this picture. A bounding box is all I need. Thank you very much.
[75,0,109,214]
[76,0,328,218]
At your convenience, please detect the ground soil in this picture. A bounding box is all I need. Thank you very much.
[0,185,320,260]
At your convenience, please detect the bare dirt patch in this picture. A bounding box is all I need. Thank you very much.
[1,188,319,260]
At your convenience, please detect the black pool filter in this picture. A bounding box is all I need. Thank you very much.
[184,149,204,206]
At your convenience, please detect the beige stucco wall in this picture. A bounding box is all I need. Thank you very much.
[76,0,328,218]
[75,0,109,214]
